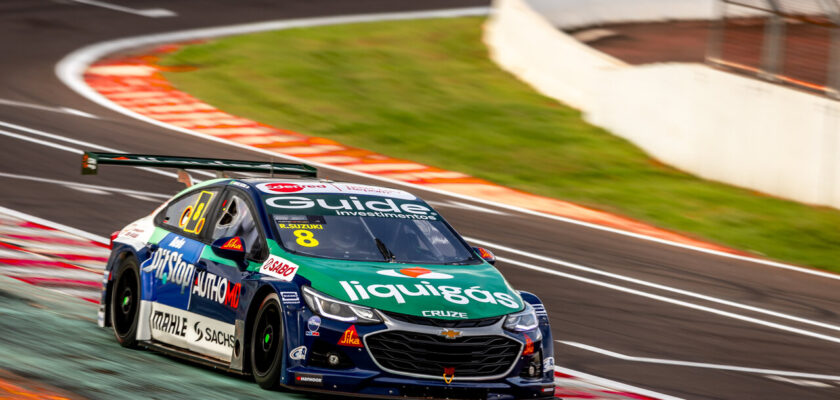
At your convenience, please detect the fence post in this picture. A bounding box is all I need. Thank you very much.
[760,0,785,80]
[820,0,840,97]
[706,0,726,64]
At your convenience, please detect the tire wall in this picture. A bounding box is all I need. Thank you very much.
[484,0,840,209]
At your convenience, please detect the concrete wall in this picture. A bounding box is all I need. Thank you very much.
[527,0,715,29]
[484,0,840,208]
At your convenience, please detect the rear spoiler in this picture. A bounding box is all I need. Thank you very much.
[81,152,317,178]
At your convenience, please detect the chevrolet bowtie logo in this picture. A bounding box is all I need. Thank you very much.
[440,329,462,340]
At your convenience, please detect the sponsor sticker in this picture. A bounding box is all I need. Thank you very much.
[339,280,521,309]
[294,373,323,387]
[264,194,437,221]
[306,316,321,337]
[422,310,468,319]
[543,357,555,370]
[259,255,299,281]
[151,309,189,337]
[115,216,155,250]
[229,181,250,189]
[142,235,203,294]
[443,367,455,384]
[194,321,235,349]
[257,182,416,200]
[290,345,307,361]
[192,270,241,309]
[523,335,535,356]
[277,223,323,230]
[377,267,452,280]
[150,304,236,361]
[220,237,244,251]
[178,190,214,234]
[280,291,300,305]
[337,325,362,348]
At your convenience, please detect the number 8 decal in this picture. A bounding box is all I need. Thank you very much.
[293,230,319,247]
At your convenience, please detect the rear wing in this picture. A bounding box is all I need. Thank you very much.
[81,152,317,178]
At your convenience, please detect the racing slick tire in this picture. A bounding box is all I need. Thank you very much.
[110,256,140,348]
[251,293,285,389]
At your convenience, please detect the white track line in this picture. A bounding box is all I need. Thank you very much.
[69,0,176,18]
[0,172,170,199]
[0,206,108,244]
[0,98,97,119]
[553,366,684,400]
[498,256,840,346]
[0,121,214,178]
[560,341,840,381]
[54,7,840,282]
[466,237,840,333]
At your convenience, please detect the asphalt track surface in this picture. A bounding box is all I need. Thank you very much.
[2,1,840,399]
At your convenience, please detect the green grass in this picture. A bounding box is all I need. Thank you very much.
[160,17,840,271]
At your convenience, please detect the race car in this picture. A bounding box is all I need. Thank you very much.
[84,152,555,399]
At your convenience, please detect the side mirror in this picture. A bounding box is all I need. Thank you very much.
[211,236,247,268]
[472,246,496,265]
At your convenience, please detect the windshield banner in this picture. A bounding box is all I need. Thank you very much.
[264,195,439,221]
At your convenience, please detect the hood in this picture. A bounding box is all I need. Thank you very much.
[288,254,524,320]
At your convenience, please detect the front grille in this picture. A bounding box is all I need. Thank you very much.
[366,330,520,378]
[383,311,502,328]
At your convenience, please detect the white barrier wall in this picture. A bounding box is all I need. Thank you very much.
[484,0,840,208]
[527,0,715,29]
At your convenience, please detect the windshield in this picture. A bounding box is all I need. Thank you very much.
[264,194,477,264]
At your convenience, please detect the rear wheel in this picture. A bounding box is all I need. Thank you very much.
[110,256,140,347]
[251,293,284,389]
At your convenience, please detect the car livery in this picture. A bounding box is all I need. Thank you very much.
[90,153,555,399]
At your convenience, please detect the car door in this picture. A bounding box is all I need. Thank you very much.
[145,187,221,350]
[187,188,267,361]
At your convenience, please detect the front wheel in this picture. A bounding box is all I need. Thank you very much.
[110,256,140,348]
[251,293,284,389]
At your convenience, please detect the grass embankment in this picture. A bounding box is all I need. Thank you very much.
[160,17,840,271]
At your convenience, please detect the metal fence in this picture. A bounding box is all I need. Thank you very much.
[707,0,840,97]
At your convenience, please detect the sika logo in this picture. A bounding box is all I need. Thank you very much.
[376,267,453,280]
[337,325,362,347]
[220,237,243,251]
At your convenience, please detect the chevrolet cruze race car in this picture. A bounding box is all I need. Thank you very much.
[85,153,555,399]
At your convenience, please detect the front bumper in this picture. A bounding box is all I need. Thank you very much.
[281,309,555,399]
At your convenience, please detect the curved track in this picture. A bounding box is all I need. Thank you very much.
[2,1,840,399]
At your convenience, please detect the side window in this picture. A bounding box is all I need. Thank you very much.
[211,193,264,260]
[159,189,218,236]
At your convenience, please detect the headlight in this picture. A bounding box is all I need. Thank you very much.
[302,286,382,324]
[504,303,539,332]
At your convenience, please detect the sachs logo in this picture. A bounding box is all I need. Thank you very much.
[377,267,452,280]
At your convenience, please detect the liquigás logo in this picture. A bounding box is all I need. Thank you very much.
[339,280,520,309]
[265,195,438,221]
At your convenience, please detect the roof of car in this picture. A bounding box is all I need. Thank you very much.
[238,178,419,200]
